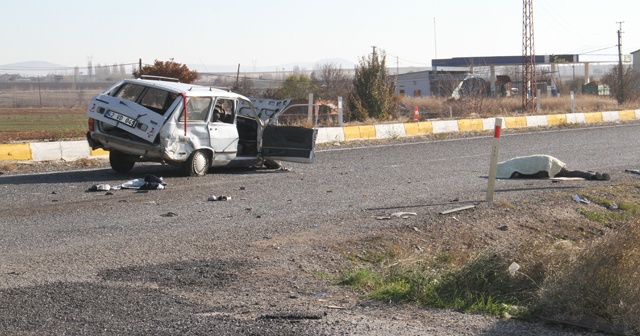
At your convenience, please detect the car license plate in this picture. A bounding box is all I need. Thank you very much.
[105,110,137,128]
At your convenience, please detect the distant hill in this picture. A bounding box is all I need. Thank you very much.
[0,61,73,76]
[1,59,359,76]
[190,58,357,74]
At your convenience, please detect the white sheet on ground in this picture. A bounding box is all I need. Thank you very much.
[496,155,566,179]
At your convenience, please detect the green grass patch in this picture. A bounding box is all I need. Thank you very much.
[338,268,381,291]
[0,113,87,132]
[336,182,640,331]
[338,251,532,317]
[577,193,640,225]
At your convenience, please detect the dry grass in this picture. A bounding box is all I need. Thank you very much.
[336,182,640,332]
[535,221,640,331]
[399,95,639,121]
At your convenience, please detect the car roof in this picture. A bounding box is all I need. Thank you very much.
[121,78,248,99]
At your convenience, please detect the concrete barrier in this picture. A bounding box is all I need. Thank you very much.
[1,109,639,162]
[316,127,345,143]
[374,123,406,139]
[0,143,31,161]
[432,120,459,134]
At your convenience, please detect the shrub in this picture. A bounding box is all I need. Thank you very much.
[536,221,640,331]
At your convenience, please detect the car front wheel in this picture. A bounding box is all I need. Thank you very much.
[109,150,135,173]
[183,150,210,177]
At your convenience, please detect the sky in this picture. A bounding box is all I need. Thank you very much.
[1,0,638,73]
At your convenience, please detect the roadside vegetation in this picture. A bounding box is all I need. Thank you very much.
[0,94,634,143]
[335,182,640,333]
[2,56,639,142]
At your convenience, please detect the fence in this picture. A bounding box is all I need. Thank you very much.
[0,82,112,108]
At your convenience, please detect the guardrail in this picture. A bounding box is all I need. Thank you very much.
[2,109,639,162]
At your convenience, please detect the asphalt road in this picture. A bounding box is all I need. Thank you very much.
[1,123,638,335]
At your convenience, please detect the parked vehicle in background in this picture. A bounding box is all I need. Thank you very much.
[86,78,317,176]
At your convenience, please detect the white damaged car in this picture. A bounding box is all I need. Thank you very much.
[86,78,317,176]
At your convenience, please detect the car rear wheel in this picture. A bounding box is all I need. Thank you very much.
[109,150,135,173]
[183,150,210,176]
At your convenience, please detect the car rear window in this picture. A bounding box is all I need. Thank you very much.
[113,83,176,116]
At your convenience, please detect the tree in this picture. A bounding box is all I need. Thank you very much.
[277,74,315,99]
[311,63,351,100]
[133,59,198,83]
[348,50,396,121]
[234,76,257,97]
[601,65,640,104]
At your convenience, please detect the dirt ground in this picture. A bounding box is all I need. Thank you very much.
[1,157,635,335]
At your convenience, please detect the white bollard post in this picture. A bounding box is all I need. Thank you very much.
[486,117,504,202]
[338,96,343,127]
[308,93,314,125]
[570,91,575,114]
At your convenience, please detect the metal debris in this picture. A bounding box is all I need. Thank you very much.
[573,194,590,204]
[439,205,476,215]
[390,212,417,219]
[208,195,231,201]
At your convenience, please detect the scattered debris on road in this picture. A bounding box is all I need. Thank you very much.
[573,194,590,204]
[87,174,167,192]
[208,195,231,201]
[439,205,476,215]
[376,212,417,220]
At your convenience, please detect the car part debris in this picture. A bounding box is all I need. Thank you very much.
[391,212,417,218]
[573,194,590,204]
[87,184,111,191]
[508,262,520,276]
[376,212,417,220]
[160,212,178,217]
[440,205,476,215]
[120,174,166,190]
[625,169,640,175]
[208,195,231,201]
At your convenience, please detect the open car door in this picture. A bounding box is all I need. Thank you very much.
[261,102,318,163]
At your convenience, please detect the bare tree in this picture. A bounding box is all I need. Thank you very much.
[601,65,640,104]
[311,63,351,100]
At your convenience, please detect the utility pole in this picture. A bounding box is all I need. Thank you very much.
[235,63,240,89]
[434,17,438,60]
[522,0,536,111]
[617,21,624,105]
[371,46,377,59]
